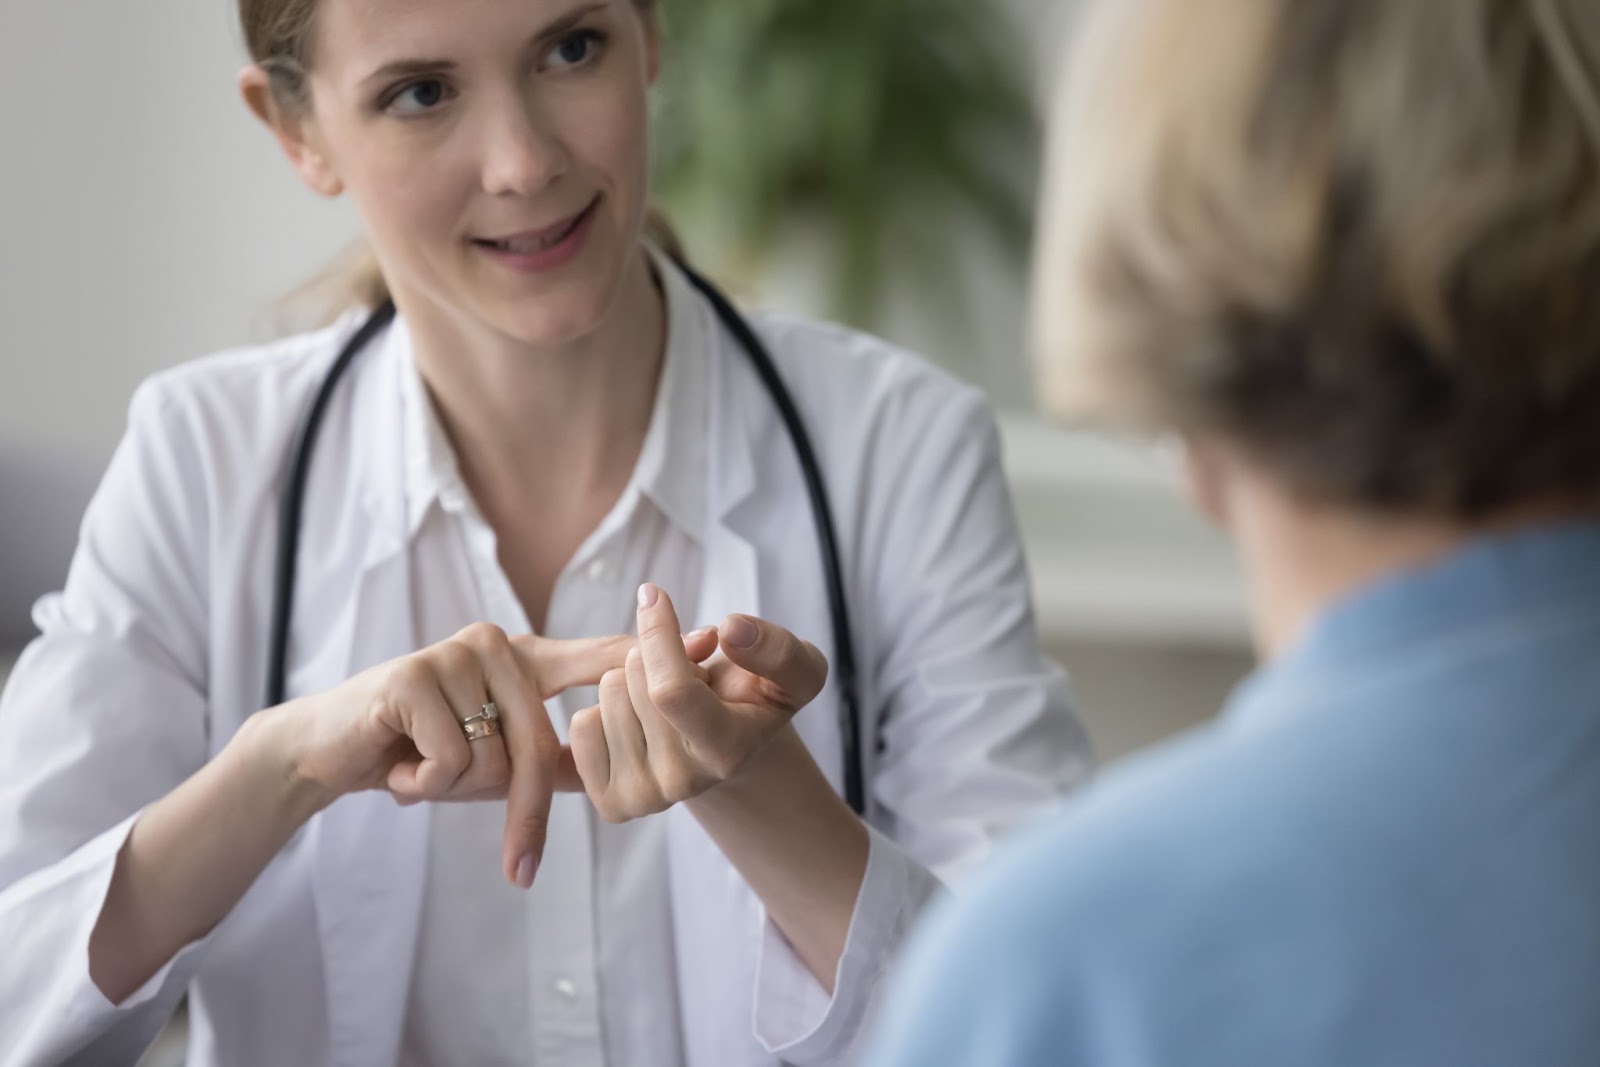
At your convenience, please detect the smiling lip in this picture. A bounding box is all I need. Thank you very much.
[473,197,600,274]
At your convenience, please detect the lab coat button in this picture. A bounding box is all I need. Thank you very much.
[585,559,611,582]
[553,978,579,1001]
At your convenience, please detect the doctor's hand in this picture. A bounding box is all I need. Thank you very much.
[560,583,830,822]
[266,624,707,888]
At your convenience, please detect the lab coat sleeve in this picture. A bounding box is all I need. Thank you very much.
[0,380,217,1066]
[750,825,943,1062]
[748,385,1093,1063]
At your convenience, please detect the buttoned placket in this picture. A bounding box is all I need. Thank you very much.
[450,486,626,1067]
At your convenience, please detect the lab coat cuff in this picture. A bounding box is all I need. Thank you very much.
[50,812,206,1019]
[751,824,943,1063]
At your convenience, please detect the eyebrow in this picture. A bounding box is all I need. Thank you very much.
[360,0,611,87]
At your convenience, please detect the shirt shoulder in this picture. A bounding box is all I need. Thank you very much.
[134,310,369,422]
[870,721,1368,1067]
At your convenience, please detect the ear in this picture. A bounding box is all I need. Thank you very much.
[239,65,344,198]
[639,7,662,85]
[1179,435,1233,527]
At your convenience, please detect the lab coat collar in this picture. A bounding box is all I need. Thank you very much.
[640,245,714,539]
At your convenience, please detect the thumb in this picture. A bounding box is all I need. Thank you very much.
[718,614,829,707]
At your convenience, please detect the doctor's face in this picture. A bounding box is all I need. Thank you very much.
[293,0,658,348]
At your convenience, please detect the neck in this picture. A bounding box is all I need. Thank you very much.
[398,250,666,507]
[1234,497,1461,660]
[1230,482,1595,661]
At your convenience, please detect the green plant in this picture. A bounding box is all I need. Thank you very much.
[652,0,1038,331]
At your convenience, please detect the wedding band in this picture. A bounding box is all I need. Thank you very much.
[462,717,501,742]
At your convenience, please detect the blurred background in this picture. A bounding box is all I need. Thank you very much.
[0,0,1252,753]
[1,5,1253,1054]
[2,4,1249,1060]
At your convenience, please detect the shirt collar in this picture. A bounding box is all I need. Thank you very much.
[633,246,710,539]
[398,248,710,542]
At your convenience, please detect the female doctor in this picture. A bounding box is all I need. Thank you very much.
[0,0,1088,1064]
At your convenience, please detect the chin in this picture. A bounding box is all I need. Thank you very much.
[489,286,615,349]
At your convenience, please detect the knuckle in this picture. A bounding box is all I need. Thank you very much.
[600,668,630,700]
[415,766,453,801]
[433,640,476,678]
[569,708,603,746]
[508,728,557,767]
[755,675,793,711]
[594,794,628,825]
[648,678,700,713]
[515,809,550,841]
[388,657,432,694]
[619,782,661,820]
[439,742,472,779]
[459,621,508,649]
[532,731,563,766]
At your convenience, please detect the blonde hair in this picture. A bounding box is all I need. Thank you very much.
[239,0,679,318]
[1035,0,1600,516]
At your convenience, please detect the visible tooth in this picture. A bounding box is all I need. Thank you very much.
[499,233,560,254]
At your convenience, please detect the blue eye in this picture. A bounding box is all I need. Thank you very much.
[547,29,606,70]
[388,78,450,115]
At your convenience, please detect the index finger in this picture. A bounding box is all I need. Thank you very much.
[510,633,633,697]
[511,629,720,699]
[635,583,697,688]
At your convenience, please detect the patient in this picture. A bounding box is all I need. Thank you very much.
[867,0,1600,1063]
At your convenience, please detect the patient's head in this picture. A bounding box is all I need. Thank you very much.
[1035,0,1600,523]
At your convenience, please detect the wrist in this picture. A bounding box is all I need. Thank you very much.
[234,705,339,825]
[690,725,819,815]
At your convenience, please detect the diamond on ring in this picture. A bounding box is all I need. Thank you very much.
[481,702,500,722]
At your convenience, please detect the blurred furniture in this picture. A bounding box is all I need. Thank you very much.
[1000,416,1248,648]
[999,416,1254,758]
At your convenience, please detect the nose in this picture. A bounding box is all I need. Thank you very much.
[478,90,570,199]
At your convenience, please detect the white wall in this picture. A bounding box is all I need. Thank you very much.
[0,3,362,465]
[0,1,1081,465]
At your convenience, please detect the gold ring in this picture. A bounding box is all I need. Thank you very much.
[462,717,502,742]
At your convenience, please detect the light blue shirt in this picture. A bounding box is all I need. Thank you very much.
[868,521,1600,1066]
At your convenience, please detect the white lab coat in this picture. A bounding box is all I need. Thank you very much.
[0,265,1090,1067]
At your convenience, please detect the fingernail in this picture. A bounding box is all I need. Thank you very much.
[637,583,659,609]
[688,625,716,641]
[515,854,537,889]
[725,615,758,649]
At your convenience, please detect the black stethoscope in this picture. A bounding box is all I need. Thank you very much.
[263,258,866,815]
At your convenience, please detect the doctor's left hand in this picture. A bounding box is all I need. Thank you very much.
[560,583,830,822]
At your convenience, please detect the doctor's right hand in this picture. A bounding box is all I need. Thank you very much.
[256,624,686,888]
